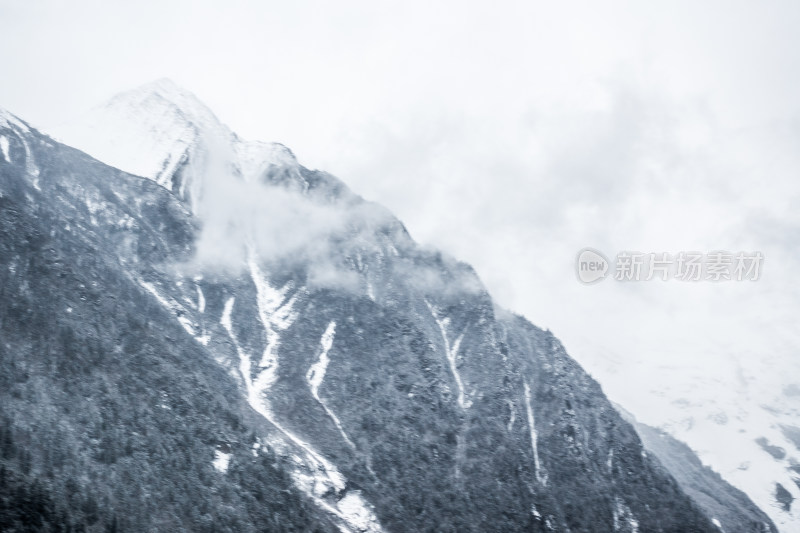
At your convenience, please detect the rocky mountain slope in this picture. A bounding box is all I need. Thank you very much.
[0,82,772,532]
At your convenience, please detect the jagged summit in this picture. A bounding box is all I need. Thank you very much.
[49,79,305,213]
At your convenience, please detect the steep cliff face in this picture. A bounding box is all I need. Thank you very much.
[0,88,763,532]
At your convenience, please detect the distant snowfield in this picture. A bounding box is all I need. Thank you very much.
[579,343,800,532]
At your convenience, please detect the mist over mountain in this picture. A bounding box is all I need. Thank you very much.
[0,82,775,532]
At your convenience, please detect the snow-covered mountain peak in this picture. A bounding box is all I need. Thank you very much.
[106,78,227,136]
[47,79,232,211]
[49,80,310,212]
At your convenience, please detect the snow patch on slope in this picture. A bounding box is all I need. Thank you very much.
[213,450,231,473]
[338,492,380,532]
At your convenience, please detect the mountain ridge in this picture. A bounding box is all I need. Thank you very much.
[0,89,774,532]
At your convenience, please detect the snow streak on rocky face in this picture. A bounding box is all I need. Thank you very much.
[425,300,471,409]
[613,497,640,533]
[0,135,9,163]
[220,297,382,533]
[247,246,299,399]
[523,381,547,486]
[137,278,206,344]
[307,322,356,450]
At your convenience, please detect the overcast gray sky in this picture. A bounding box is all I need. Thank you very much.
[2,0,800,427]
